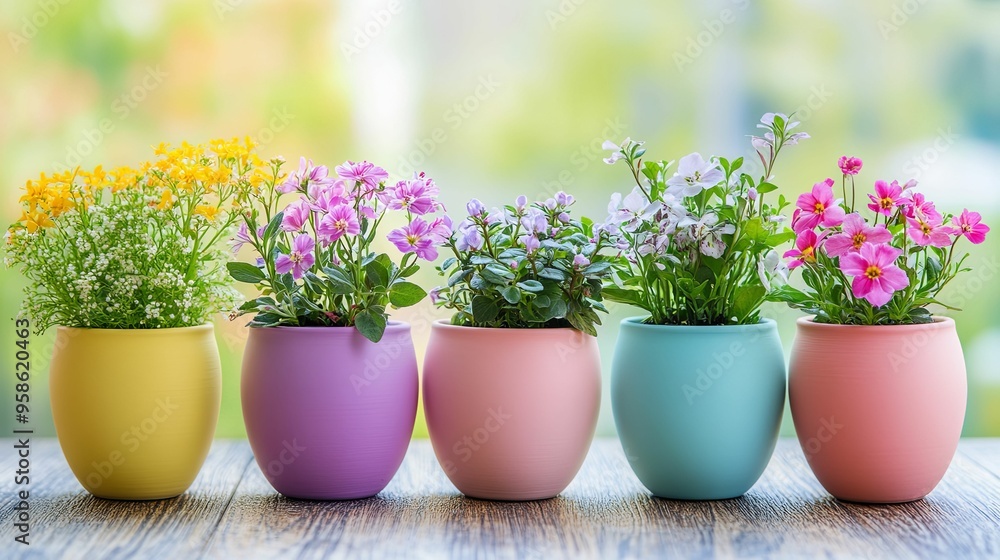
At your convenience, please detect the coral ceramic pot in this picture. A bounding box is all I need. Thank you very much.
[789,317,967,503]
[49,324,221,500]
[241,323,418,500]
[423,322,601,501]
[611,318,786,500]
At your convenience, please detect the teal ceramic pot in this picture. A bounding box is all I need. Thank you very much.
[611,317,786,500]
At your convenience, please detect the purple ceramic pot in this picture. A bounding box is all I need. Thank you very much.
[241,323,418,500]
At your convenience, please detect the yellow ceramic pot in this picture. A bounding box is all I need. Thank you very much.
[49,324,221,500]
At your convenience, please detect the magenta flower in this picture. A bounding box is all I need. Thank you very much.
[336,161,388,196]
[466,198,486,217]
[900,191,940,221]
[824,213,893,257]
[388,218,439,260]
[384,177,440,215]
[279,157,334,194]
[840,243,909,307]
[783,229,825,269]
[280,200,311,232]
[275,234,316,280]
[230,222,252,254]
[793,178,845,232]
[838,156,863,176]
[951,209,990,244]
[455,220,483,251]
[428,215,453,244]
[866,180,904,217]
[309,181,348,213]
[907,209,952,247]
[317,204,361,245]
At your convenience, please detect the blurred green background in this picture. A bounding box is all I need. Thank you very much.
[1,0,998,438]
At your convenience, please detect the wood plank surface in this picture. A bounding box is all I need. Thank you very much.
[2,439,999,559]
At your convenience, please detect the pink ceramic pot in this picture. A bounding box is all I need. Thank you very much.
[789,317,967,503]
[423,322,601,501]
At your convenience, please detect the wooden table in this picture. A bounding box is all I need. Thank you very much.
[2,439,998,559]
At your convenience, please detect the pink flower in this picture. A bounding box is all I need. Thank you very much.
[278,157,334,194]
[309,181,348,213]
[388,218,439,260]
[794,178,845,232]
[573,253,591,269]
[907,209,952,247]
[840,242,909,307]
[824,213,893,257]
[383,176,440,215]
[521,233,541,254]
[838,156,863,176]
[230,222,252,254]
[951,209,990,244]
[274,234,316,280]
[280,200,311,232]
[317,204,360,245]
[866,180,904,217]
[335,161,388,196]
[428,215,453,244]
[783,229,825,269]
[900,191,939,221]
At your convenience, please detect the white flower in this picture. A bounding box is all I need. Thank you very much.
[607,187,662,232]
[757,249,789,290]
[679,212,735,259]
[666,153,724,198]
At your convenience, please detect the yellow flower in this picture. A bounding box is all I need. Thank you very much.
[194,204,220,222]
[45,189,74,217]
[19,179,48,205]
[155,190,173,211]
[19,208,55,233]
[153,142,170,156]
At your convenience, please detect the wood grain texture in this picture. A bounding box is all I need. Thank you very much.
[2,439,999,559]
[0,439,253,560]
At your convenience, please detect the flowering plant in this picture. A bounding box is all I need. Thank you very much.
[769,157,990,324]
[431,192,615,335]
[598,113,807,325]
[228,158,449,343]
[4,139,255,332]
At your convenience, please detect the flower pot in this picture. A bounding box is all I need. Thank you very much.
[789,316,966,503]
[422,321,601,501]
[49,324,221,500]
[241,323,418,500]
[611,318,786,500]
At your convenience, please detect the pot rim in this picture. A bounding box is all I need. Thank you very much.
[55,323,215,334]
[619,316,777,333]
[796,315,955,331]
[248,320,409,330]
[430,318,588,334]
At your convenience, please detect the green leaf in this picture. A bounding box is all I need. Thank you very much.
[538,267,568,281]
[389,281,427,308]
[323,266,355,294]
[355,310,387,343]
[448,268,470,287]
[471,295,499,323]
[602,286,644,306]
[470,255,497,265]
[517,280,544,292]
[582,261,612,276]
[227,262,265,284]
[744,218,769,243]
[732,285,766,322]
[480,266,511,285]
[365,259,389,288]
[262,211,284,242]
[500,285,521,304]
[765,231,796,246]
[756,182,779,194]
